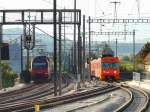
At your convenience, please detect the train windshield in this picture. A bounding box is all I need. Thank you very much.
[101,63,118,69]
[32,57,48,68]
[32,63,47,68]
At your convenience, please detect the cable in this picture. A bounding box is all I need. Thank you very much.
[42,0,62,8]
[136,0,140,18]
[34,26,54,38]
[35,26,72,41]
[95,0,97,17]
[110,1,120,20]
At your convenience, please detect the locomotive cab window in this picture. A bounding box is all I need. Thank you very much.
[101,63,119,69]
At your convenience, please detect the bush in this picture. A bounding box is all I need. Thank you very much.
[119,63,144,72]
[119,63,133,72]
[2,71,17,88]
[0,61,17,88]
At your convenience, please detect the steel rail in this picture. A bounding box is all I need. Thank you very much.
[65,86,132,112]
[0,84,53,104]
[0,83,40,97]
[0,83,50,102]
[114,85,149,112]
[0,84,67,109]
[0,85,117,112]
[66,95,111,112]
[16,85,119,112]
[114,86,133,112]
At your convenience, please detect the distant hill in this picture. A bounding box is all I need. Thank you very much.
[110,43,144,56]
[2,28,144,56]
[3,28,54,52]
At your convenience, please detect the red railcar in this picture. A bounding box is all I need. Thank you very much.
[31,56,51,82]
[90,57,120,81]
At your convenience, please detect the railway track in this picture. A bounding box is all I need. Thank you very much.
[45,83,149,112]
[0,84,119,112]
[1,81,148,112]
[51,84,130,112]
[0,82,69,112]
[115,85,149,112]
[0,83,52,104]
[0,83,40,97]
[65,95,111,112]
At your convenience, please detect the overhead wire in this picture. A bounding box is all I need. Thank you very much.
[95,0,97,17]
[136,0,141,19]
[42,0,63,9]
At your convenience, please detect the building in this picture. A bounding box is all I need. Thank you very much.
[144,52,150,72]
[9,43,21,74]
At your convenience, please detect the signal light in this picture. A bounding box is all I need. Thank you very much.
[25,35,32,41]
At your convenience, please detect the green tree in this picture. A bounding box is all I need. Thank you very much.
[119,63,133,72]
[135,42,150,64]
[141,42,150,58]
[0,61,17,88]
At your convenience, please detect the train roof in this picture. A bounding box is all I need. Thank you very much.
[32,56,50,62]
[101,56,119,62]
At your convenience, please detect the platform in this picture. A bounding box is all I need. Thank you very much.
[126,80,150,90]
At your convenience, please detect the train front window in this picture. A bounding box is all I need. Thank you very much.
[101,63,118,69]
[32,63,47,68]
[101,63,109,69]
[112,63,119,68]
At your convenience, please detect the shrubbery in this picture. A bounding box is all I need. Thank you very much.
[119,63,144,72]
[119,63,133,72]
[0,61,17,88]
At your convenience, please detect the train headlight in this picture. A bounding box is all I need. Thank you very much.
[113,70,117,74]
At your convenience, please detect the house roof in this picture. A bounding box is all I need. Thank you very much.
[144,52,150,65]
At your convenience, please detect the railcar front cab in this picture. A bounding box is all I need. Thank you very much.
[31,56,51,82]
[101,57,120,81]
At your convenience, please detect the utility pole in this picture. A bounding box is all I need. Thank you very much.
[83,15,85,83]
[88,16,91,81]
[133,30,136,71]
[0,25,2,89]
[58,12,62,95]
[20,35,23,74]
[78,21,81,85]
[89,16,91,58]
[74,0,77,78]
[110,1,120,19]
[53,0,58,96]
[23,24,26,71]
[26,12,30,71]
[64,7,66,71]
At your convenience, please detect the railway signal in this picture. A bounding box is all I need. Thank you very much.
[23,25,35,50]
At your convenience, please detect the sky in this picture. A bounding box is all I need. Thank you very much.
[0,0,150,18]
[0,0,150,43]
